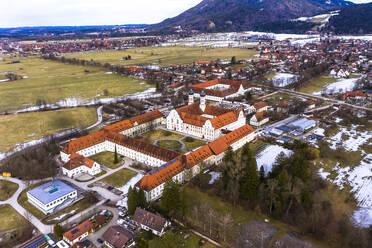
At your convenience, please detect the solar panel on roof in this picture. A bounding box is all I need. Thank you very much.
[22,235,47,248]
[150,158,178,175]
[71,228,80,235]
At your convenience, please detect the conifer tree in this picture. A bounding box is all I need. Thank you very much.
[259,165,265,182]
[161,180,181,215]
[127,186,139,215]
[114,146,119,164]
[240,144,259,202]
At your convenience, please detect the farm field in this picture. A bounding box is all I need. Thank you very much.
[100,168,137,188]
[0,205,28,231]
[0,180,19,201]
[0,107,97,153]
[0,57,150,112]
[65,46,258,66]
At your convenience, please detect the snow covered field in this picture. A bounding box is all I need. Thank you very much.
[313,77,359,95]
[256,145,293,175]
[319,120,372,227]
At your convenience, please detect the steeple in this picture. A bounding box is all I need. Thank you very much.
[188,89,194,105]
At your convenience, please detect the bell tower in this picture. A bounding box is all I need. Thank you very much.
[188,89,194,105]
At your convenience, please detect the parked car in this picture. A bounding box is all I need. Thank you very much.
[97,238,104,244]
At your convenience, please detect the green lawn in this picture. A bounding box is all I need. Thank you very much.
[65,46,258,66]
[18,181,49,219]
[297,74,337,94]
[157,140,182,150]
[0,57,150,112]
[90,151,122,169]
[0,180,19,201]
[0,107,97,153]
[0,205,28,231]
[183,137,206,151]
[142,129,184,140]
[100,169,137,188]
[149,230,216,248]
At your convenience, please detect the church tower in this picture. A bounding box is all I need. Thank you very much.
[188,89,194,105]
[200,91,206,112]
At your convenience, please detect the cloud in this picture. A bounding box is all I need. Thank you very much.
[0,0,203,27]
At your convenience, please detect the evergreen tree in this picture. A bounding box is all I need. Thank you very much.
[259,165,265,182]
[240,144,259,202]
[161,180,181,215]
[114,146,119,164]
[231,56,237,65]
[53,223,64,239]
[127,186,139,215]
[138,188,147,208]
[278,169,289,187]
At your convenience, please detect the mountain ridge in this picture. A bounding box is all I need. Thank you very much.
[149,0,354,32]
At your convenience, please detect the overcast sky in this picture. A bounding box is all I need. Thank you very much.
[1,0,371,28]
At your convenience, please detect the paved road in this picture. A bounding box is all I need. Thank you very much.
[87,106,103,130]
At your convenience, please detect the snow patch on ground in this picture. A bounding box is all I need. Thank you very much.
[49,209,76,222]
[117,173,144,195]
[318,168,330,180]
[272,73,298,87]
[256,145,293,175]
[314,78,359,95]
[14,87,158,114]
[209,172,222,184]
[327,126,372,152]
[322,154,372,227]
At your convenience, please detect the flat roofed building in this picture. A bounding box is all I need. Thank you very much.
[27,180,77,214]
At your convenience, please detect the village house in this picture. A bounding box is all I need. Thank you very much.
[254,102,268,113]
[63,219,94,245]
[102,225,135,248]
[132,208,170,236]
[250,111,269,127]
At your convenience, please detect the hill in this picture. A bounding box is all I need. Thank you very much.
[149,0,354,32]
[327,3,372,34]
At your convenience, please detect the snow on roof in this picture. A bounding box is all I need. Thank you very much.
[27,180,76,205]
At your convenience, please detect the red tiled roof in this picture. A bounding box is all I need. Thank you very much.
[254,102,267,110]
[63,219,93,242]
[63,153,95,170]
[102,225,134,248]
[135,156,185,191]
[62,130,107,154]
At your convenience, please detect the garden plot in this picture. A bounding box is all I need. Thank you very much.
[255,145,293,175]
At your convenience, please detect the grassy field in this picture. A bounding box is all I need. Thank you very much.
[0,107,97,153]
[0,180,19,201]
[149,230,216,248]
[298,74,337,94]
[183,137,206,151]
[65,46,258,66]
[0,205,28,231]
[100,168,137,188]
[142,129,184,140]
[157,140,183,150]
[0,57,150,112]
[90,151,122,169]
